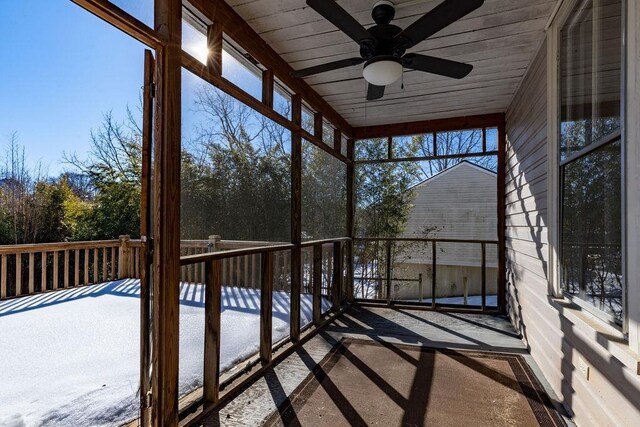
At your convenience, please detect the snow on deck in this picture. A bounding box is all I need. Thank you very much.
[0,279,329,427]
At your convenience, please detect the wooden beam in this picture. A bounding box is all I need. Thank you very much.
[186,0,353,138]
[203,260,222,404]
[207,23,222,76]
[346,139,355,303]
[314,112,323,141]
[152,0,182,425]
[332,242,342,309]
[260,252,273,364]
[497,115,507,314]
[334,128,342,154]
[71,0,163,48]
[262,69,274,108]
[290,95,302,342]
[312,244,322,325]
[139,49,155,427]
[352,113,505,140]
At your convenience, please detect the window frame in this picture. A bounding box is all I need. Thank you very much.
[548,0,627,331]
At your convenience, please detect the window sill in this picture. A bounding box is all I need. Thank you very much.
[550,297,640,374]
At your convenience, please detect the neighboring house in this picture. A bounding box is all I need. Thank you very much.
[393,161,498,302]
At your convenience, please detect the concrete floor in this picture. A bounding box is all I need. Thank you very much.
[197,305,572,427]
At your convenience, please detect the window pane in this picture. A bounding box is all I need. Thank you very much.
[182,20,207,64]
[486,127,498,151]
[181,69,291,242]
[436,129,483,156]
[394,134,434,158]
[561,140,622,323]
[560,0,621,159]
[301,106,314,135]
[323,121,334,148]
[274,79,292,119]
[302,141,346,240]
[222,41,262,100]
[355,138,387,160]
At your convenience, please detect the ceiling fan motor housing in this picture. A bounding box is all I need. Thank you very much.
[372,1,395,25]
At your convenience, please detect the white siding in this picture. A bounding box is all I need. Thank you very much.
[401,162,497,267]
[506,39,640,426]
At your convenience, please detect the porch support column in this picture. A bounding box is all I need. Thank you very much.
[290,95,302,341]
[497,114,507,314]
[346,138,355,303]
[152,0,181,425]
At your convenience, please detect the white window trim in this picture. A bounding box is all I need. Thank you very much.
[624,0,640,355]
[547,0,636,347]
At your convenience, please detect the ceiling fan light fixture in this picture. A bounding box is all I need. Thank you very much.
[362,56,402,86]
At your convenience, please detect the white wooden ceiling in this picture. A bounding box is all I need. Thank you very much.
[225,0,557,127]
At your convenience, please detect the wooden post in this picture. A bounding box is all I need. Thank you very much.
[497,115,506,313]
[93,248,98,283]
[260,252,273,364]
[140,48,155,427]
[262,69,274,108]
[346,138,355,303]
[314,111,323,141]
[119,235,131,278]
[208,235,221,252]
[312,244,322,324]
[203,259,222,405]
[290,94,302,341]
[152,0,182,423]
[332,242,342,310]
[334,128,342,154]
[102,247,108,281]
[207,22,222,77]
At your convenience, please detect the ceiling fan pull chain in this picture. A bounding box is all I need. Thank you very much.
[401,68,404,90]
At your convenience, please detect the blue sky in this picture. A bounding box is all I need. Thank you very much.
[1,1,279,176]
[0,1,150,175]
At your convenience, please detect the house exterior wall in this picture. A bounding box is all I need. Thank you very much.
[506,37,640,426]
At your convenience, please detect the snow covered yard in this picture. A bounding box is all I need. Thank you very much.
[0,279,326,427]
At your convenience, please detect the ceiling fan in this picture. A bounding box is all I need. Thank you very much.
[290,0,484,101]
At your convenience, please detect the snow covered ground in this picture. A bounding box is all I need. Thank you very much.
[0,279,329,427]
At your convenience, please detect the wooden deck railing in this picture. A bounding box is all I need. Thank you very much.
[0,237,138,299]
[0,236,349,303]
[353,237,501,312]
[179,237,349,405]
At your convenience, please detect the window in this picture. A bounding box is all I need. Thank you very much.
[559,0,623,324]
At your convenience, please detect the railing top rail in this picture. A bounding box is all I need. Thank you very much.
[0,239,127,255]
[300,237,351,247]
[354,237,499,245]
[180,243,295,266]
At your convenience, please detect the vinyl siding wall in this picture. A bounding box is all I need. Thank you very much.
[505,39,640,426]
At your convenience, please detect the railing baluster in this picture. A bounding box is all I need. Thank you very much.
[260,252,273,364]
[1,255,7,298]
[15,253,22,296]
[64,250,70,288]
[102,248,107,281]
[481,243,486,311]
[41,252,47,292]
[84,249,89,284]
[312,244,322,325]
[28,253,35,294]
[75,250,80,286]
[53,251,58,290]
[290,246,301,342]
[386,241,392,304]
[93,248,98,284]
[332,241,342,310]
[432,242,437,309]
[111,247,116,280]
[203,259,222,404]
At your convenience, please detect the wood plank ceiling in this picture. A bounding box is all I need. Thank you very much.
[225,0,557,127]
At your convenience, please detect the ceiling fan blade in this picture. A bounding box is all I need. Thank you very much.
[403,53,473,79]
[367,84,385,101]
[291,57,365,78]
[307,0,373,44]
[396,0,484,48]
